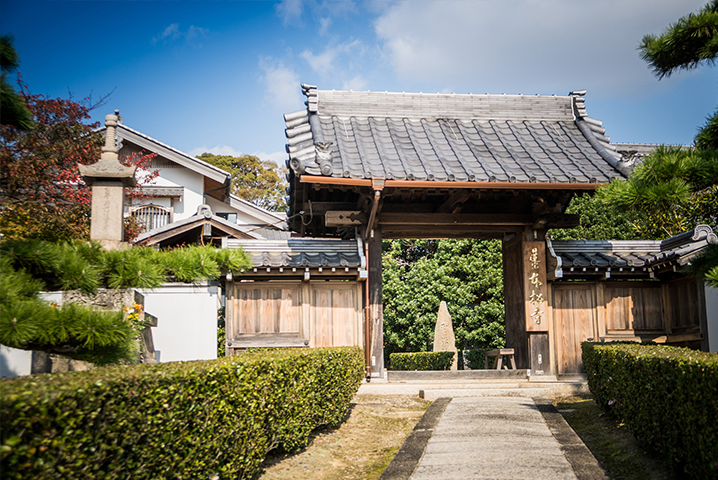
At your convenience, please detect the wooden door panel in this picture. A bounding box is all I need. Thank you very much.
[227,283,303,348]
[553,285,595,374]
[311,283,361,348]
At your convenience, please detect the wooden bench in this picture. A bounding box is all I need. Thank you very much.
[484,348,516,370]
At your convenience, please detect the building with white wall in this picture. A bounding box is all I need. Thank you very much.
[102,115,285,234]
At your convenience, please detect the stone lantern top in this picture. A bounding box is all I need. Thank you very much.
[79,110,137,187]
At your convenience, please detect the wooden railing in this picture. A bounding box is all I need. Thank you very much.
[129,205,172,232]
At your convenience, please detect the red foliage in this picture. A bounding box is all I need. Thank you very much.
[0,84,157,242]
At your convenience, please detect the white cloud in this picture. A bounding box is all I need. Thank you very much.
[276,0,304,25]
[342,75,367,91]
[373,0,708,95]
[260,58,303,109]
[156,23,180,42]
[300,40,362,77]
[318,17,332,35]
[252,150,288,166]
[189,145,245,157]
[152,23,208,45]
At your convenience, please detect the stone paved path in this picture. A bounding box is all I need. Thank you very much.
[409,397,581,480]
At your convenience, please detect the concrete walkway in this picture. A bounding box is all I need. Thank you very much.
[379,395,608,480]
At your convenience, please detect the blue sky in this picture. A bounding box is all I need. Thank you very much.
[2,0,716,165]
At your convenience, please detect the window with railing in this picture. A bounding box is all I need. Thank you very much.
[129,204,173,232]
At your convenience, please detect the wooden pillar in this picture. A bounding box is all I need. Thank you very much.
[368,227,384,377]
[502,227,549,372]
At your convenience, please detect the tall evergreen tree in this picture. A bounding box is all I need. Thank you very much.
[0,35,34,131]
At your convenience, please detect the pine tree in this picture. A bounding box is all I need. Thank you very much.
[0,35,34,131]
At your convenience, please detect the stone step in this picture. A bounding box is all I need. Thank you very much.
[387,369,529,382]
[419,383,589,401]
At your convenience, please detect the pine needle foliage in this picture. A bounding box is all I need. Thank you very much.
[0,257,136,365]
[0,240,250,364]
[638,0,718,79]
[600,146,718,238]
[101,248,165,289]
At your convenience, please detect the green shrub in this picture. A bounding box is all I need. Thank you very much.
[582,342,718,479]
[390,351,454,370]
[463,349,486,369]
[0,346,364,479]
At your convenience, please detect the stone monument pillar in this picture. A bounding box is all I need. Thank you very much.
[78,111,136,250]
[433,301,458,370]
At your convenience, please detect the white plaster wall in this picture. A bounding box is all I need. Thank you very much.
[236,209,269,226]
[140,283,219,363]
[706,284,718,353]
[205,196,277,226]
[133,167,204,220]
[0,346,32,378]
[205,196,235,221]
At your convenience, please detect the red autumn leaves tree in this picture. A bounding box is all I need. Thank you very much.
[0,83,156,241]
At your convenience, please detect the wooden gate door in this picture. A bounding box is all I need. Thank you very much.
[552,284,596,374]
[310,282,362,348]
[226,282,306,349]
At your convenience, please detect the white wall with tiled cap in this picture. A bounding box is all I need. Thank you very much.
[139,282,219,363]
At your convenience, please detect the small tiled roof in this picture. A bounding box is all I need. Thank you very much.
[226,237,365,269]
[284,85,632,184]
[134,205,264,245]
[547,225,717,279]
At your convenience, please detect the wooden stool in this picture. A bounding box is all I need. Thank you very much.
[484,348,516,370]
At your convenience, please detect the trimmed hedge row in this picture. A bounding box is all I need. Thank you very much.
[390,351,454,370]
[582,342,718,479]
[0,347,364,479]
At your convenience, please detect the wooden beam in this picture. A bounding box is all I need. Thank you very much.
[381,225,515,239]
[436,191,471,213]
[378,212,534,226]
[325,210,367,227]
[304,202,357,215]
[533,213,580,229]
[363,190,382,241]
[300,175,603,190]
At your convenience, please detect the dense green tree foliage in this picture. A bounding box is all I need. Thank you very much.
[595,1,718,286]
[382,239,505,362]
[197,152,287,212]
[549,192,644,241]
[0,35,33,131]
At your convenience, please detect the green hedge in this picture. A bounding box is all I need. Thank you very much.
[582,342,718,479]
[0,347,364,479]
[390,351,454,371]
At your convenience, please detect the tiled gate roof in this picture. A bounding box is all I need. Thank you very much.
[284,85,632,184]
[547,225,718,279]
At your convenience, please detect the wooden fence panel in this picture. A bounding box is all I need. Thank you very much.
[311,283,361,348]
[227,283,304,348]
[666,278,700,330]
[226,281,362,350]
[552,284,595,374]
[605,284,663,332]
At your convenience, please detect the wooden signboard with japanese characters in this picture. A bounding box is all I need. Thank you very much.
[524,241,548,332]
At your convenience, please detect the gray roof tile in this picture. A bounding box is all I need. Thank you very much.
[285,86,636,183]
[547,225,718,278]
[227,238,365,269]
